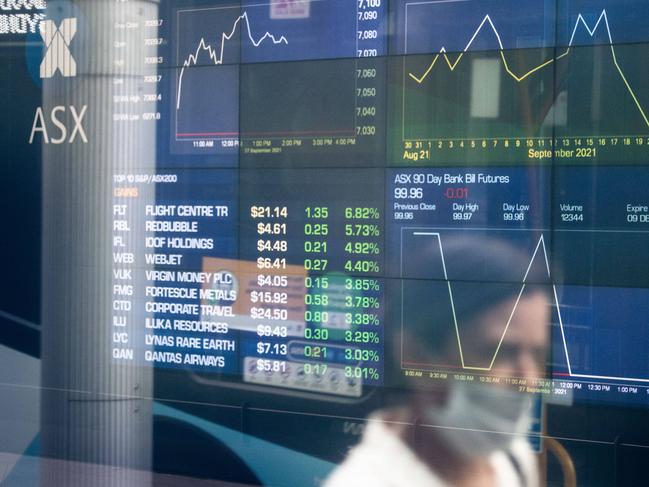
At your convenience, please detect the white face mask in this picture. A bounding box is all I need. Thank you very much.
[424,381,533,458]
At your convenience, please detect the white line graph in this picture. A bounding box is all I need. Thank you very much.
[404,8,649,128]
[176,11,288,110]
[402,229,649,383]
[407,8,613,57]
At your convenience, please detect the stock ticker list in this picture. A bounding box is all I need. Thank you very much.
[111,169,385,397]
[111,170,239,372]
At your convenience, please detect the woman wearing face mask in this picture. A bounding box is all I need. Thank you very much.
[325,236,551,487]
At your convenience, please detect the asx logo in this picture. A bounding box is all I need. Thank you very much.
[39,17,77,78]
[29,105,87,144]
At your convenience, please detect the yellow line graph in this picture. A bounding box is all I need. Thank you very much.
[408,48,567,84]
[409,232,555,373]
[407,10,649,128]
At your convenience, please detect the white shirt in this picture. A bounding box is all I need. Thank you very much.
[324,416,538,487]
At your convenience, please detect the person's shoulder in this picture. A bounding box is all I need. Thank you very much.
[324,412,446,487]
[490,438,539,487]
[510,438,540,487]
[323,417,397,487]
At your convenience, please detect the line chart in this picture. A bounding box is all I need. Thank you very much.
[401,230,649,384]
[402,232,555,372]
[392,6,649,165]
[171,2,385,160]
[176,11,288,110]
[407,10,648,128]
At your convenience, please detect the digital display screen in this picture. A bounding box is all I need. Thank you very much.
[389,0,649,165]
[92,0,649,409]
[5,1,649,485]
[161,0,387,164]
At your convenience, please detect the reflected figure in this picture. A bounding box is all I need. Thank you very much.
[326,237,550,487]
